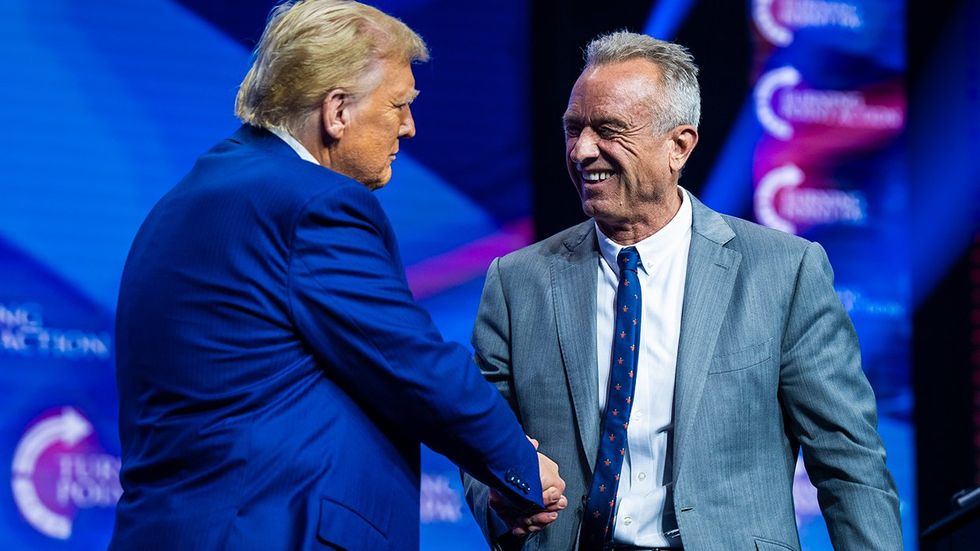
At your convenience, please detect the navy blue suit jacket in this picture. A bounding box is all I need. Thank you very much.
[111,125,542,550]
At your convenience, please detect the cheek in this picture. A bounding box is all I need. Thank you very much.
[611,141,642,164]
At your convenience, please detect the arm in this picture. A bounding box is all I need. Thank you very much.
[461,258,565,549]
[779,242,903,549]
[287,183,544,511]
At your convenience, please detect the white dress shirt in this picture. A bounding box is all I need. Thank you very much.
[595,188,692,548]
[270,127,320,166]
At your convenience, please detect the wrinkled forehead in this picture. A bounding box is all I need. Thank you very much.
[565,61,662,121]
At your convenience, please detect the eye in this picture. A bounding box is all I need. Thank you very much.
[597,126,616,138]
[564,125,581,138]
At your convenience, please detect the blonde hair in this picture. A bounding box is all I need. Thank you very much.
[235,0,429,132]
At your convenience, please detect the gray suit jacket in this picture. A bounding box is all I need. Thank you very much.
[463,194,902,550]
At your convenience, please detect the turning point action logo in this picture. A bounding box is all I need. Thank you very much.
[0,303,110,360]
[11,407,121,539]
[755,66,903,141]
[755,164,867,235]
[753,0,863,47]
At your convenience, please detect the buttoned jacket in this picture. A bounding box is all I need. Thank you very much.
[112,125,542,551]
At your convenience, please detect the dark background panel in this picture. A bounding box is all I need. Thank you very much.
[909,0,980,545]
[530,0,751,238]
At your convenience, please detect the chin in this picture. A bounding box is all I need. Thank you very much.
[581,198,606,219]
[365,170,393,191]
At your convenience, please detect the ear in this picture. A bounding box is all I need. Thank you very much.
[668,125,699,173]
[321,89,353,140]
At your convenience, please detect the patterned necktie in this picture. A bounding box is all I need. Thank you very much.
[581,246,642,550]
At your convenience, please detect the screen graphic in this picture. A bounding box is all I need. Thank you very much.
[747,1,915,548]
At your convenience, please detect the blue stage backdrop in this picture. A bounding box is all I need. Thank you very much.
[0,0,926,549]
[0,0,527,548]
[745,1,915,548]
[652,1,915,548]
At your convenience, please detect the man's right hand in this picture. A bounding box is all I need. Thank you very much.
[490,443,567,537]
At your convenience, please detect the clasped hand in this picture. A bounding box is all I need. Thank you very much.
[489,437,567,537]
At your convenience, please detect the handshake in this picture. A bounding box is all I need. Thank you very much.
[490,437,567,537]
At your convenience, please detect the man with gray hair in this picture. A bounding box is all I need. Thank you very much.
[112,1,565,549]
[464,31,902,550]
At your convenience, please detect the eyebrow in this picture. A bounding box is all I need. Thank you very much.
[562,112,585,128]
[562,115,626,128]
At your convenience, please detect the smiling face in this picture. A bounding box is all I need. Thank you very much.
[563,59,694,234]
[330,58,419,189]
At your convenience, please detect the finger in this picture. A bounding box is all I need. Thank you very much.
[542,494,567,512]
[526,435,539,449]
[512,511,559,535]
[551,474,566,495]
[529,511,559,526]
[542,486,561,505]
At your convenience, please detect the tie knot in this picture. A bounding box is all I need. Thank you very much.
[617,246,640,272]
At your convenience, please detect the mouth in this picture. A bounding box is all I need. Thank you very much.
[579,170,615,184]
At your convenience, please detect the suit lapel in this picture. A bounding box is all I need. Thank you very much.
[672,196,741,475]
[551,222,601,472]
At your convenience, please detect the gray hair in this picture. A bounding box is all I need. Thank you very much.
[584,31,701,132]
[235,0,429,133]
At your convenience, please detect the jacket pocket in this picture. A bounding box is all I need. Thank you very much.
[317,497,388,550]
[708,338,772,374]
[754,536,797,550]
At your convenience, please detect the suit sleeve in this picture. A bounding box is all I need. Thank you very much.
[778,242,903,549]
[287,183,543,511]
[462,258,534,550]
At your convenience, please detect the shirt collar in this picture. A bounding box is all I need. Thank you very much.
[269,127,320,166]
[595,187,694,276]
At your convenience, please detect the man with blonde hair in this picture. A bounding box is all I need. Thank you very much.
[111,2,564,549]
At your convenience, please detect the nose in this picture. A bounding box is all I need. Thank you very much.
[400,106,416,139]
[569,127,599,164]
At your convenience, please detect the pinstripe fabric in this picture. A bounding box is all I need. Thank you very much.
[463,192,902,551]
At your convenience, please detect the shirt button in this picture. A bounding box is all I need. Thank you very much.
[638,472,646,481]
[623,516,633,526]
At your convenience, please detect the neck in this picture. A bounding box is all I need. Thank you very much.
[597,186,683,245]
[292,118,333,168]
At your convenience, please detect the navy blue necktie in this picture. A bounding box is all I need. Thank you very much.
[581,246,642,550]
